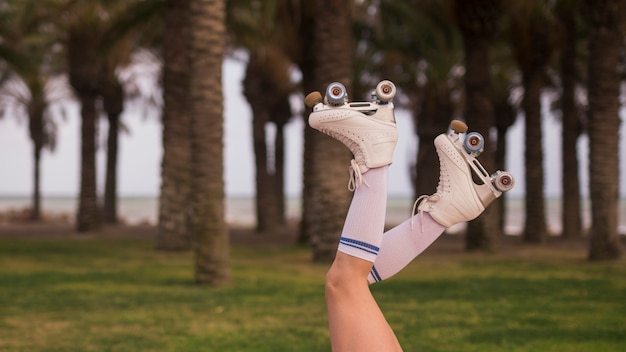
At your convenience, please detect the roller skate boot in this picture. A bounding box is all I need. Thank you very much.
[305,81,398,190]
[413,120,515,228]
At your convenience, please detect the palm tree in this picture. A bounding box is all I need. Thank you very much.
[61,1,117,231]
[584,0,623,261]
[453,0,504,250]
[303,0,354,263]
[62,3,104,232]
[0,0,64,221]
[555,0,584,239]
[242,47,294,233]
[491,65,518,233]
[100,65,125,224]
[509,1,558,243]
[188,0,230,285]
[95,0,165,225]
[62,0,162,231]
[0,75,56,221]
[291,1,317,246]
[98,31,136,225]
[157,0,193,250]
[226,0,299,233]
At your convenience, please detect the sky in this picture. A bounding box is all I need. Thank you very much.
[1,59,625,200]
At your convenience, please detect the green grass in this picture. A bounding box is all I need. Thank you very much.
[0,236,625,351]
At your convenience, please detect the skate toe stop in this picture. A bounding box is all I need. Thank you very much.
[305,91,323,107]
[450,120,468,133]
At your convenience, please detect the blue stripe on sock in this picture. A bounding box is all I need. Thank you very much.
[371,266,382,282]
[339,237,380,256]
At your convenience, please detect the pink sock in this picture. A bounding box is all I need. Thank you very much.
[367,212,445,283]
[337,166,388,263]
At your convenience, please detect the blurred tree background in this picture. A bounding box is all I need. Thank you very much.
[0,0,624,285]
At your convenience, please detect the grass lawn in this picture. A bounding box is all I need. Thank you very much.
[0,229,625,351]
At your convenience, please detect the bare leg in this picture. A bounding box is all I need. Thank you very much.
[326,252,403,352]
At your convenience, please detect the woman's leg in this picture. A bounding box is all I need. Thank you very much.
[326,253,402,352]
[325,166,402,351]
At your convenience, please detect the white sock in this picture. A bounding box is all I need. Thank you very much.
[368,212,446,283]
[337,166,388,263]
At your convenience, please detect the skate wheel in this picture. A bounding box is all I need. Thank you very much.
[325,82,347,105]
[304,91,323,107]
[449,120,468,133]
[492,171,515,192]
[464,132,484,154]
[375,80,396,102]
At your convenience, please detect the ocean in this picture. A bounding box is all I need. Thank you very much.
[0,196,625,235]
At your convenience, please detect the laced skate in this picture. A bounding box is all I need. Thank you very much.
[412,120,515,230]
[305,81,398,190]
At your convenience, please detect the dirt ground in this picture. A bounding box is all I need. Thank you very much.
[0,218,301,247]
[3,205,625,258]
[2,204,625,258]
[1,215,611,260]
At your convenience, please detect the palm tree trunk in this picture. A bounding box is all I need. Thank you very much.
[28,104,45,222]
[509,3,557,242]
[67,18,102,233]
[460,32,500,250]
[585,0,623,261]
[272,98,291,227]
[295,2,317,246]
[189,0,229,285]
[522,68,548,243]
[558,3,582,239]
[28,91,47,221]
[300,119,315,246]
[76,93,100,232]
[31,145,42,221]
[244,57,279,233]
[305,0,354,263]
[252,108,278,233]
[494,125,507,232]
[275,124,286,226]
[494,97,516,234]
[454,0,504,251]
[157,0,192,250]
[102,78,124,224]
[414,82,453,198]
[103,111,120,224]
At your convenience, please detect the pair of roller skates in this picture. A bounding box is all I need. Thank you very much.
[305,80,514,227]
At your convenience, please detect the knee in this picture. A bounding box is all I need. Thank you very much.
[325,264,347,300]
[325,255,370,297]
[325,263,345,294]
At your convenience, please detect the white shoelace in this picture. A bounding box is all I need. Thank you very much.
[411,195,429,232]
[348,159,369,191]
[410,160,448,231]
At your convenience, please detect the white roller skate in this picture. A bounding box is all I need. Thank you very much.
[414,120,515,228]
[305,80,398,190]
